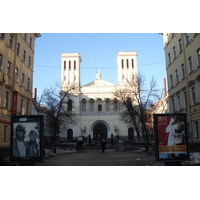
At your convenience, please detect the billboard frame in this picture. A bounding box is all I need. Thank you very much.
[10,115,44,164]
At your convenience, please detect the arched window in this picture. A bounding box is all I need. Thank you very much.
[74,60,76,70]
[113,98,118,112]
[127,97,132,110]
[67,99,72,111]
[64,61,66,70]
[81,99,86,112]
[69,60,71,71]
[132,59,134,69]
[90,99,94,112]
[97,98,102,112]
[121,59,124,69]
[126,59,129,69]
[105,98,110,112]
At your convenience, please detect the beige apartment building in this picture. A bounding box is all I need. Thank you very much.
[0,33,40,148]
[161,33,200,143]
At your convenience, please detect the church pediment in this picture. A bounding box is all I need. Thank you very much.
[83,79,114,87]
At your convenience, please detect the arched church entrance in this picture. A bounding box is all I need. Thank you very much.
[93,123,107,140]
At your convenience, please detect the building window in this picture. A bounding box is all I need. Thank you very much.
[175,69,179,84]
[74,61,76,70]
[98,104,102,112]
[0,54,2,71]
[20,99,24,114]
[9,34,13,48]
[184,91,188,110]
[177,94,181,111]
[69,61,71,71]
[188,57,193,73]
[197,48,200,67]
[67,99,73,111]
[5,91,10,110]
[17,43,20,56]
[168,53,171,65]
[0,33,5,40]
[63,61,66,70]
[105,98,110,112]
[170,74,173,88]
[24,33,27,41]
[194,121,199,139]
[179,39,182,53]
[121,59,124,69]
[181,64,185,79]
[26,102,29,115]
[4,125,8,142]
[132,59,134,69]
[172,98,175,112]
[29,37,32,48]
[126,59,129,69]
[28,56,31,67]
[173,46,176,59]
[90,99,94,112]
[191,86,196,106]
[15,68,19,82]
[97,98,103,112]
[23,50,26,62]
[113,98,118,112]
[7,61,11,77]
[185,33,190,45]
[22,73,25,85]
[81,99,86,112]
[27,78,30,91]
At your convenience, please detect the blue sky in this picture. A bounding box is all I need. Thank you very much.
[33,33,166,97]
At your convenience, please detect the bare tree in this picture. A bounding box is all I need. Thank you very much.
[114,73,159,145]
[32,83,78,146]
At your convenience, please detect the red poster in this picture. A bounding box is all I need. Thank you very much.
[154,114,189,161]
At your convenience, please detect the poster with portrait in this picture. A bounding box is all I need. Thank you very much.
[11,115,44,163]
[154,113,189,162]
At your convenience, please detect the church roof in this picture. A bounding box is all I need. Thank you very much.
[83,72,114,87]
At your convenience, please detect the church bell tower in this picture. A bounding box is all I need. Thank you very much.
[61,53,82,87]
[117,52,138,85]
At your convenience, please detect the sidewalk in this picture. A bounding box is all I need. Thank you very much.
[41,147,200,166]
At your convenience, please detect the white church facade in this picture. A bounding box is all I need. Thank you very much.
[59,52,138,141]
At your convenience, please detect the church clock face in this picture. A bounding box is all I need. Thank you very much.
[93,123,107,140]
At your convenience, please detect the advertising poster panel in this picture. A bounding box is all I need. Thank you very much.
[11,115,44,163]
[154,113,189,162]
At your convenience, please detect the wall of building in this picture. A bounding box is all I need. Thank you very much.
[0,33,40,147]
[162,33,200,142]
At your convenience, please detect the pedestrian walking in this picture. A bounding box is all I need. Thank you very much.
[101,139,106,153]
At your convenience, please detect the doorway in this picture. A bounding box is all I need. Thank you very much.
[67,129,73,140]
[128,127,134,140]
[93,123,107,140]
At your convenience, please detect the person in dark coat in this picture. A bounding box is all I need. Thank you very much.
[101,139,106,153]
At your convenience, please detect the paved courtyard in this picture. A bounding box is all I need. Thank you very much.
[36,149,157,166]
